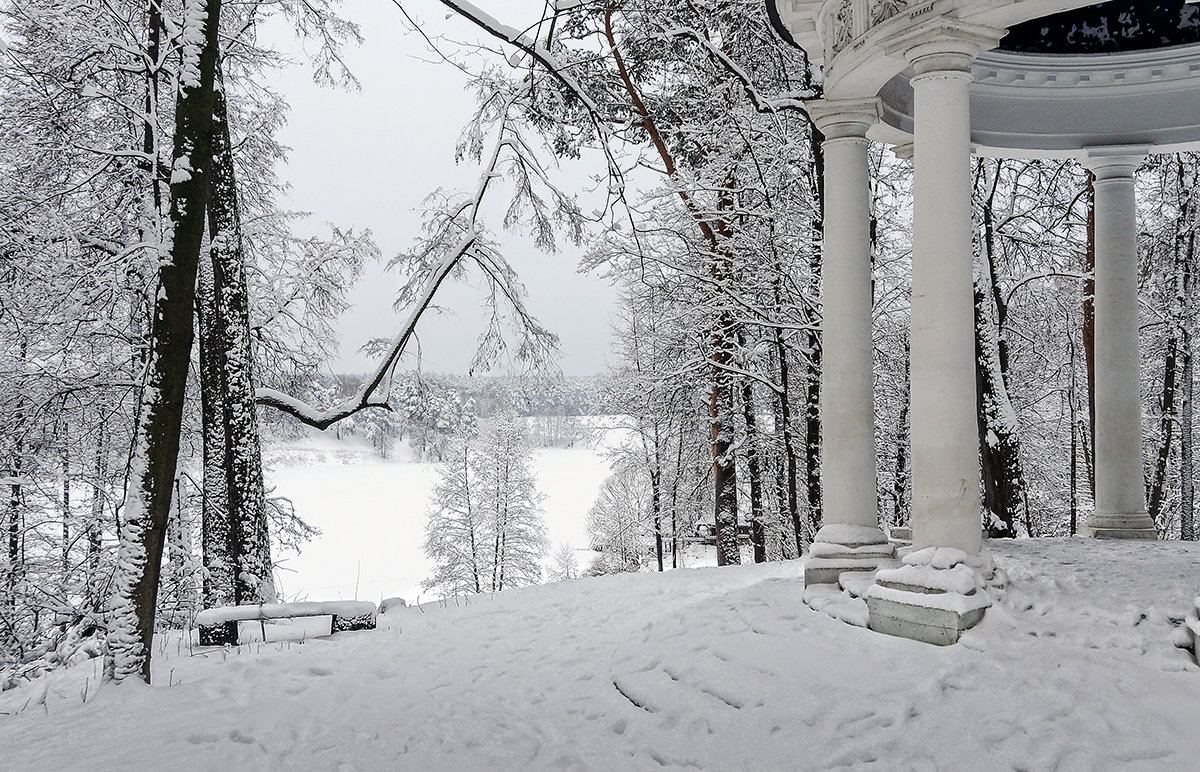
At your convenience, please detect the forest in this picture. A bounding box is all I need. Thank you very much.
[1,0,1197,692]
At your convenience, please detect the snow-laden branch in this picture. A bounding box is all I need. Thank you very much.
[255,232,474,430]
[256,108,559,428]
[658,26,814,115]
[431,0,627,194]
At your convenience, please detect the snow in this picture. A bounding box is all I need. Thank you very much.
[263,423,617,604]
[875,562,981,595]
[179,1,208,90]
[194,601,376,626]
[5,430,1200,767]
[813,522,890,545]
[2,539,1198,769]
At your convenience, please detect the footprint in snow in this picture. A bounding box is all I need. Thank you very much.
[308,666,333,677]
[228,729,255,745]
[186,733,218,745]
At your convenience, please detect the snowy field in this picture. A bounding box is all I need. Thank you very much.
[1,538,1198,770]
[263,422,621,604]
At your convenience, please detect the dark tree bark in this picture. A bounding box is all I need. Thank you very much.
[772,297,801,558]
[108,0,225,683]
[61,450,70,579]
[711,333,741,566]
[892,342,911,528]
[974,162,1029,538]
[741,376,766,563]
[1084,171,1097,497]
[207,76,273,604]
[1182,339,1195,540]
[649,463,664,572]
[196,258,236,620]
[1148,333,1178,526]
[804,124,824,540]
[88,425,106,605]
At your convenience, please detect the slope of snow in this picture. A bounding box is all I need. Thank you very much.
[1,539,1197,770]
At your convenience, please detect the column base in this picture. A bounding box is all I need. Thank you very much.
[863,547,1000,646]
[804,524,894,586]
[1080,512,1158,540]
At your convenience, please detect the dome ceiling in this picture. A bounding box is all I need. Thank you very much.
[999,0,1200,55]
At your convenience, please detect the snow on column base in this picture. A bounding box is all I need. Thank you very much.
[863,547,1002,646]
[1080,512,1158,540]
[804,523,894,586]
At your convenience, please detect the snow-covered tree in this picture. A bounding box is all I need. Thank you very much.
[587,461,654,571]
[422,436,487,596]
[423,413,547,595]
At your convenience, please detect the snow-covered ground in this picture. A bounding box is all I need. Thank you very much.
[1,538,1198,770]
[263,423,618,604]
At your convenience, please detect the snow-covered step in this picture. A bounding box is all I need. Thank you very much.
[803,560,902,628]
[839,562,899,599]
[803,583,869,627]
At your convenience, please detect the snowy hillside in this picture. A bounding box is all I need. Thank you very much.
[1,539,1197,770]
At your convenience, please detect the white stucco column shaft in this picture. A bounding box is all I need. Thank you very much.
[812,100,880,533]
[1083,148,1156,539]
[906,41,986,554]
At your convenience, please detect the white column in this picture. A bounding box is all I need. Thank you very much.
[1083,148,1157,539]
[905,37,990,554]
[804,99,892,585]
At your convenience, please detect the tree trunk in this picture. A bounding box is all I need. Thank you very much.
[711,322,740,566]
[88,424,106,606]
[61,450,70,580]
[650,465,664,572]
[741,378,766,563]
[208,76,273,604]
[804,122,825,541]
[1084,171,1097,497]
[974,161,1028,538]
[1182,337,1195,540]
[773,314,801,557]
[108,0,225,684]
[892,342,911,527]
[1148,333,1178,526]
[1068,327,1080,536]
[196,257,236,618]
[4,445,20,646]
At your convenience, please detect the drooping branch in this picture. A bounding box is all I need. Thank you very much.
[255,109,561,429]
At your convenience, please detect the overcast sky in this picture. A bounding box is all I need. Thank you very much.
[260,0,617,377]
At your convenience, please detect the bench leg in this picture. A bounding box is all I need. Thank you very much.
[331,613,376,633]
[199,620,239,646]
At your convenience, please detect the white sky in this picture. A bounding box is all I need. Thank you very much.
[260,0,617,376]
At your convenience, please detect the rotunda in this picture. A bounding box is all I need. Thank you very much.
[766,0,1200,644]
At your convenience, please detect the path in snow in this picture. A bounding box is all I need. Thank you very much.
[1,539,1197,770]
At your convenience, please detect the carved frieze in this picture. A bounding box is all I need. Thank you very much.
[831,0,855,55]
[870,0,907,26]
[827,0,910,59]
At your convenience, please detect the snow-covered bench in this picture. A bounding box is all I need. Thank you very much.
[195,601,377,646]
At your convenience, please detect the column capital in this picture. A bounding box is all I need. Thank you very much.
[807,97,880,140]
[1082,146,1149,181]
[887,20,1006,75]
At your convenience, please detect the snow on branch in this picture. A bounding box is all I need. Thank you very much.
[256,109,563,428]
